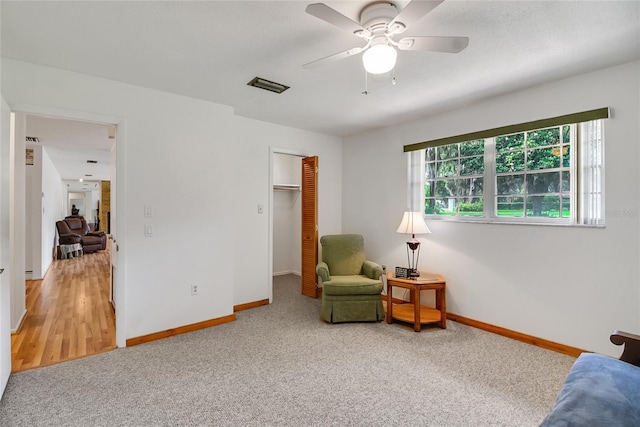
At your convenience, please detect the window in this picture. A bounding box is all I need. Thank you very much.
[406,109,607,226]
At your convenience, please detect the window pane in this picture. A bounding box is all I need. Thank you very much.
[562,196,571,218]
[527,195,560,217]
[496,133,524,152]
[526,127,560,148]
[460,156,484,176]
[457,178,483,197]
[562,145,570,167]
[527,147,561,170]
[562,125,571,143]
[496,151,525,172]
[425,199,436,215]
[497,196,524,217]
[561,172,570,193]
[459,198,483,216]
[497,175,524,195]
[437,160,458,177]
[460,140,484,157]
[438,144,458,160]
[425,162,436,179]
[436,198,457,215]
[425,180,435,197]
[436,180,457,198]
[526,172,560,194]
[425,147,436,161]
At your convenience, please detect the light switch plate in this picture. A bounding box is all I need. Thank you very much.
[145,224,153,237]
[144,205,153,218]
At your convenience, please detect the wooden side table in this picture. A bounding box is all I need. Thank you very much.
[386,271,446,332]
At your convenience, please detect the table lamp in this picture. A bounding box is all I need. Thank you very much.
[396,211,431,278]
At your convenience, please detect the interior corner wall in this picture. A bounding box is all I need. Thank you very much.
[342,60,640,357]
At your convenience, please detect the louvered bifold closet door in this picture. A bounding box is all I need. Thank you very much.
[301,156,318,298]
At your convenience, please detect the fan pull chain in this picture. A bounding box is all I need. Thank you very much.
[362,69,369,95]
[392,68,396,85]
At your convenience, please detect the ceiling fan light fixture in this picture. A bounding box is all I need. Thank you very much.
[362,43,397,74]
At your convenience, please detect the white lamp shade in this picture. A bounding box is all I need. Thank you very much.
[396,211,431,235]
[362,44,397,74]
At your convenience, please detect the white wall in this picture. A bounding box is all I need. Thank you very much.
[9,113,26,332]
[0,58,343,345]
[25,145,36,278]
[233,119,342,306]
[24,143,59,280]
[273,153,302,276]
[343,61,640,357]
[1,96,13,398]
[41,147,64,274]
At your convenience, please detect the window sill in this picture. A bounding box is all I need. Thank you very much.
[425,216,606,228]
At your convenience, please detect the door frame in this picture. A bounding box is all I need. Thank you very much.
[268,147,308,303]
[8,103,127,348]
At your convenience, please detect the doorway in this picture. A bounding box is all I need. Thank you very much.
[10,111,121,371]
[268,149,318,302]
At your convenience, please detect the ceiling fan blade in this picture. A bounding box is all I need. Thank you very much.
[303,47,364,69]
[390,0,445,33]
[398,36,469,53]
[306,3,366,35]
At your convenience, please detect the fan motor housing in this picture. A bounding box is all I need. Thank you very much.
[360,2,398,32]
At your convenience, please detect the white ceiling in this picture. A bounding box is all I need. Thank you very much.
[26,115,113,192]
[3,0,640,179]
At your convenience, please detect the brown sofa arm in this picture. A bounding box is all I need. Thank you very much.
[610,330,640,367]
[59,233,82,245]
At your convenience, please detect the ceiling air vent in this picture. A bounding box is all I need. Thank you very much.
[247,77,289,94]
[26,136,40,143]
[86,160,98,164]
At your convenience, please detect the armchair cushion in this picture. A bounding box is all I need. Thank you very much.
[323,276,383,296]
[320,234,366,276]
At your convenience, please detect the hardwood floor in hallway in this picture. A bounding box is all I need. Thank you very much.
[11,246,116,372]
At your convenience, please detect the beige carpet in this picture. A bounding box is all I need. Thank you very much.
[0,274,575,426]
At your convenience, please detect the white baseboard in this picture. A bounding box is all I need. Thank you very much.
[11,309,27,334]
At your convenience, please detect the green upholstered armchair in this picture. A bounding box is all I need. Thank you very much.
[317,234,384,323]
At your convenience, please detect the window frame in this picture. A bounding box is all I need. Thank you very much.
[405,109,608,227]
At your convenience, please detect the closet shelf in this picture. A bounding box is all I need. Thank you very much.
[273,184,301,191]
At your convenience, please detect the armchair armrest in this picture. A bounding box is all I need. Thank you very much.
[316,262,330,282]
[610,330,640,367]
[87,231,106,237]
[362,260,383,280]
[59,233,82,245]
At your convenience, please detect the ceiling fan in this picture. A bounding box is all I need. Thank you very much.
[304,0,469,74]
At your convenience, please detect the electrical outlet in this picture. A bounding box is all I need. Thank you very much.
[191,284,199,296]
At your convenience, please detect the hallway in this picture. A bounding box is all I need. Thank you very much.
[11,246,115,372]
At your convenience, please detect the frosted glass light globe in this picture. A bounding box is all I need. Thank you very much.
[362,44,397,74]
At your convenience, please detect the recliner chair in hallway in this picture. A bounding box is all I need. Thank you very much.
[316,234,384,323]
[56,216,107,253]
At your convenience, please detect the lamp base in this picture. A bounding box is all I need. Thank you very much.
[408,268,420,279]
